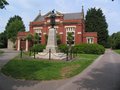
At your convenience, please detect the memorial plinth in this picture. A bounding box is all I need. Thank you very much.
[35,28,66,60]
[43,28,58,53]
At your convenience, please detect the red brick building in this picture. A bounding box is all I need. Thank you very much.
[16,8,97,51]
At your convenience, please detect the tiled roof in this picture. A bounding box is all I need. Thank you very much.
[34,15,44,22]
[33,12,83,22]
[64,13,83,20]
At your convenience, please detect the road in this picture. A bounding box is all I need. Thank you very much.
[0,49,120,90]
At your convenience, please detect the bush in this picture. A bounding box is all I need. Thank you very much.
[58,44,68,53]
[73,44,105,55]
[0,42,4,48]
[31,44,46,52]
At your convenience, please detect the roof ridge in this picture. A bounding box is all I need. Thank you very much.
[63,12,82,15]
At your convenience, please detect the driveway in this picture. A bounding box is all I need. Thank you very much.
[0,49,19,68]
[57,49,120,90]
[0,49,120,90]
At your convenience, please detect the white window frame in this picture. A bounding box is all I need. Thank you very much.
[86,37,94,44]
[65,26,76,45]
[33,27,42,44]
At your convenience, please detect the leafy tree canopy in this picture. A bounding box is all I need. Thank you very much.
[0,32,7,48]
[5,15,25,43]
[26,33,33,41]
[0,0,9,9]
[85,7,108,47]
[57,34,61,45]
[67,32,74,46]
[34,33,40,44]
[111,32,120,49]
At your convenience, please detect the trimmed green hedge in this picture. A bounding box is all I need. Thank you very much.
[58,44,105,55]
[58,44,68,53]
[31,44,46,52]
[73,44,105,55]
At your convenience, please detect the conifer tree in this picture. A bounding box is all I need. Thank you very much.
[85,8,108,47]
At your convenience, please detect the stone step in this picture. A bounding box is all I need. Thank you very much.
[35,52,66,60]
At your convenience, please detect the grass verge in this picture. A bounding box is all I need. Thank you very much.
[114,49,120,54]
[0,50,4,55]
[1,54,99,80]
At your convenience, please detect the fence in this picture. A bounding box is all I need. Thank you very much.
[19,48,78,61]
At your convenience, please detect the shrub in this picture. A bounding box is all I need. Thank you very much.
[31,44,46,52]
[58,44,69,53]
[0,42,4,48]
[73,44,105,55]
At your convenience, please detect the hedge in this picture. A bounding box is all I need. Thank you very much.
[31,44,46,52]
[73,44,105,55]
[58,44,68,53]
[31,44,105,55]
[58,44,105,55]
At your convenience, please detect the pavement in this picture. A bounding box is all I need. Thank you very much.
[0,49,120,90]
[0,49,19,68]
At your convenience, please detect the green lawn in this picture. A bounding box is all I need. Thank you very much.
[114,49,120,54]
[1,54,99,80]
[0,50,4,55]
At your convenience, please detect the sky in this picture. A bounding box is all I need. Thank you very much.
[0,0,120,35]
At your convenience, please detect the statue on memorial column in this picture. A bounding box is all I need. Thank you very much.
[50,10,56,28]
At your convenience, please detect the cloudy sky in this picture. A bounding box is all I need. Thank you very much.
[0,0,119,35]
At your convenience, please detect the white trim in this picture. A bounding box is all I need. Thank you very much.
[55,19,60,22]
[35,29,41,33]
[59,32,63,34]
[33,27,43,30]
[66,27,75,32]
[86,37,94,44]
[17,39,20,51]
[66,29,75,45]
[65,26,76,28]
[25,40,28,51]
[77,32,82,34]
[47,20,50,22]
[43,33,46,35]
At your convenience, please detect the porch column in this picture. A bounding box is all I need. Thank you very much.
[17,38,20,51]
[25,39,28,51]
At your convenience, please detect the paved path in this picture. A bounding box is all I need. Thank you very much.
[57,49,120,90]
[0,49,19,68]
[0,49,120,90]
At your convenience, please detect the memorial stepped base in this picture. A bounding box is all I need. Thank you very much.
[35,52,66,60]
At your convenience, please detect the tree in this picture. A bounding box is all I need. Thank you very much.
[5,15,25,43]
[0,32,7,48]
[67,32,74,47]
[85,8,108,47]
[26,33,33,41]
[0,0,9,9]
[57,34,61,45]
[34,33,40,44]
[111,32,120,49]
